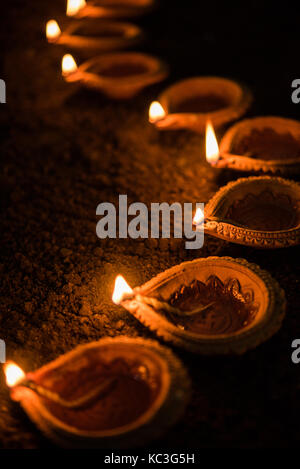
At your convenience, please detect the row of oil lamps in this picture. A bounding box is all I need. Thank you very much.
[3,0,300,449]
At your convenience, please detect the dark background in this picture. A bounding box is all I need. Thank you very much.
[0,0,300,449]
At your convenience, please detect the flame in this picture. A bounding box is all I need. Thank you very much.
[149,101,166,123]
[112,275,133,305]
[193,207,205,226]
[206,121,219,164]
[62,54,78,76]
[46,20,61,41]
[4,362,26,387]
[67,0,86,16]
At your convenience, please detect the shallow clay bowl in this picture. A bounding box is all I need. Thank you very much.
[217,116,300,174]
[204,176,300,248]
[65,52,168,99]
[154,77,252,132]
[122,257,286,355]
[58,20,143,55]
[76,0,156,19]
[10,337,190,448]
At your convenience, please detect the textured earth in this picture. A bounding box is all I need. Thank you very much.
[0,0,300,448]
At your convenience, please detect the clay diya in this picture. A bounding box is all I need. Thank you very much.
[112,258,286,355]
[67,0,156,19]
[62,52,168,99]
[46,19,143,55]
[149,77,252,133]
[4,337,190,448]
[199,176,300,248]
[215,116,300,174]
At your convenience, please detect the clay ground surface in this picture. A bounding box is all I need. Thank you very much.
[0,0,300,448]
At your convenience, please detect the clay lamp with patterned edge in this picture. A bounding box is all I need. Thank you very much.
[46,19,143,56]
[62,52,168,100]
[66,0,156,19]
[4,338,190,448]
[214,116,300,175]
[149,77,252,133]
[195,176,300,249]
[112,259,286,355]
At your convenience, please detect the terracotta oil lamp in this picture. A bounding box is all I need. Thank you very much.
[149,77,252,133]
[66,0,156,19]
[4,338,190,448]
[197,176,300,249]
[112,259,286,355]
[217,116,300,175]
[46,19,143,56]
[62,52,168,99]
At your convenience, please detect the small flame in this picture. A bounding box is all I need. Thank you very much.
[149,101,166,123]
[67,0,86,16]
[4,362,26,387]
[112,275,133,305]
[46,20,61,41]
[193,207,205,226]
[206,121,219,164]
[62,54,78,76]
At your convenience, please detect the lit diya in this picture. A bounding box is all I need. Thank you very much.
[196,176,300,248]
[46,19,143,55]
[112,258,286,355]
[4,338,190,448]
[149,77,252,133]
[62,52,168,99]
[216,116,300,174]
[66,0,156,19]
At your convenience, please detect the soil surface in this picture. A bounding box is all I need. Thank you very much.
[0,0,300,449]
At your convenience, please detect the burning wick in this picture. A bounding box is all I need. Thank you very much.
[62,54,78,77]
[46,20,61,43]
[4,362,115,409]
[112,275,214,316]
[205,121,220,165]
[193,207,205,228]
[5,363,26,387]
[67,0,87,17]
[149,101,166,124]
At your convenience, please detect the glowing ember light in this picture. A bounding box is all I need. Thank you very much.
[46,20,61,42]
[149,101,166,123]
[67,0,86,17]
[62,54,78,76]
[4,362,26,387]
[206,121,219,164]
[193,207,205,226]
[112,275,133,305]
